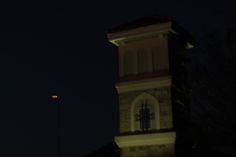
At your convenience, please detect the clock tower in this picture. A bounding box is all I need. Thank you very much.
[107,16,193,157]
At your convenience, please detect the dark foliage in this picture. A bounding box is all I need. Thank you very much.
[188,26,236,156]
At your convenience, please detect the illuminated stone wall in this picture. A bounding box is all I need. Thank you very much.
[118,35,169,77]
[119,87,173,133]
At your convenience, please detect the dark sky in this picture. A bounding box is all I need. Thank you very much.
[0,0,235,157]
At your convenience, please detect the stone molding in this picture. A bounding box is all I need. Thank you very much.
[116,76,171,93]
[115,132,176,148]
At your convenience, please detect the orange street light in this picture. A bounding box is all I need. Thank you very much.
[50,93,62,157]
[51,95,59,100]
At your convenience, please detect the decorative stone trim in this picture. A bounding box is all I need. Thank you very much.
[115,132,176,148]
[116,76,171,93]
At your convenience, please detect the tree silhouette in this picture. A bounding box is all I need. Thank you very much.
[188,25,236,156]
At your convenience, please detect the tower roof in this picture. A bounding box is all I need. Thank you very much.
[108,16,172,33]
[107,16,194,46]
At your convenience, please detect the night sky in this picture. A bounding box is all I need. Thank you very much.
[0,1,236,157]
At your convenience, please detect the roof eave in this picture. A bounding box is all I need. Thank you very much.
[107,22,172,46]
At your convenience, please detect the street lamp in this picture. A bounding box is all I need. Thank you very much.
[51,94,62,157]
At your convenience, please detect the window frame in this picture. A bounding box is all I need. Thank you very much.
[131,93,160,132]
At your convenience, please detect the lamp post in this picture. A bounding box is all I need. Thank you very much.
[51,94,62,157]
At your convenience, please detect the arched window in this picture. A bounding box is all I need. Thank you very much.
[131,93,160,132]
[135,99,155,131]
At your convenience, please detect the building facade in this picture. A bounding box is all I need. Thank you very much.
[107,16,193,157]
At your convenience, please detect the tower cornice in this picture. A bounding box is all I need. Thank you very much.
[116,76,171,93]
[107,22,173,46]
